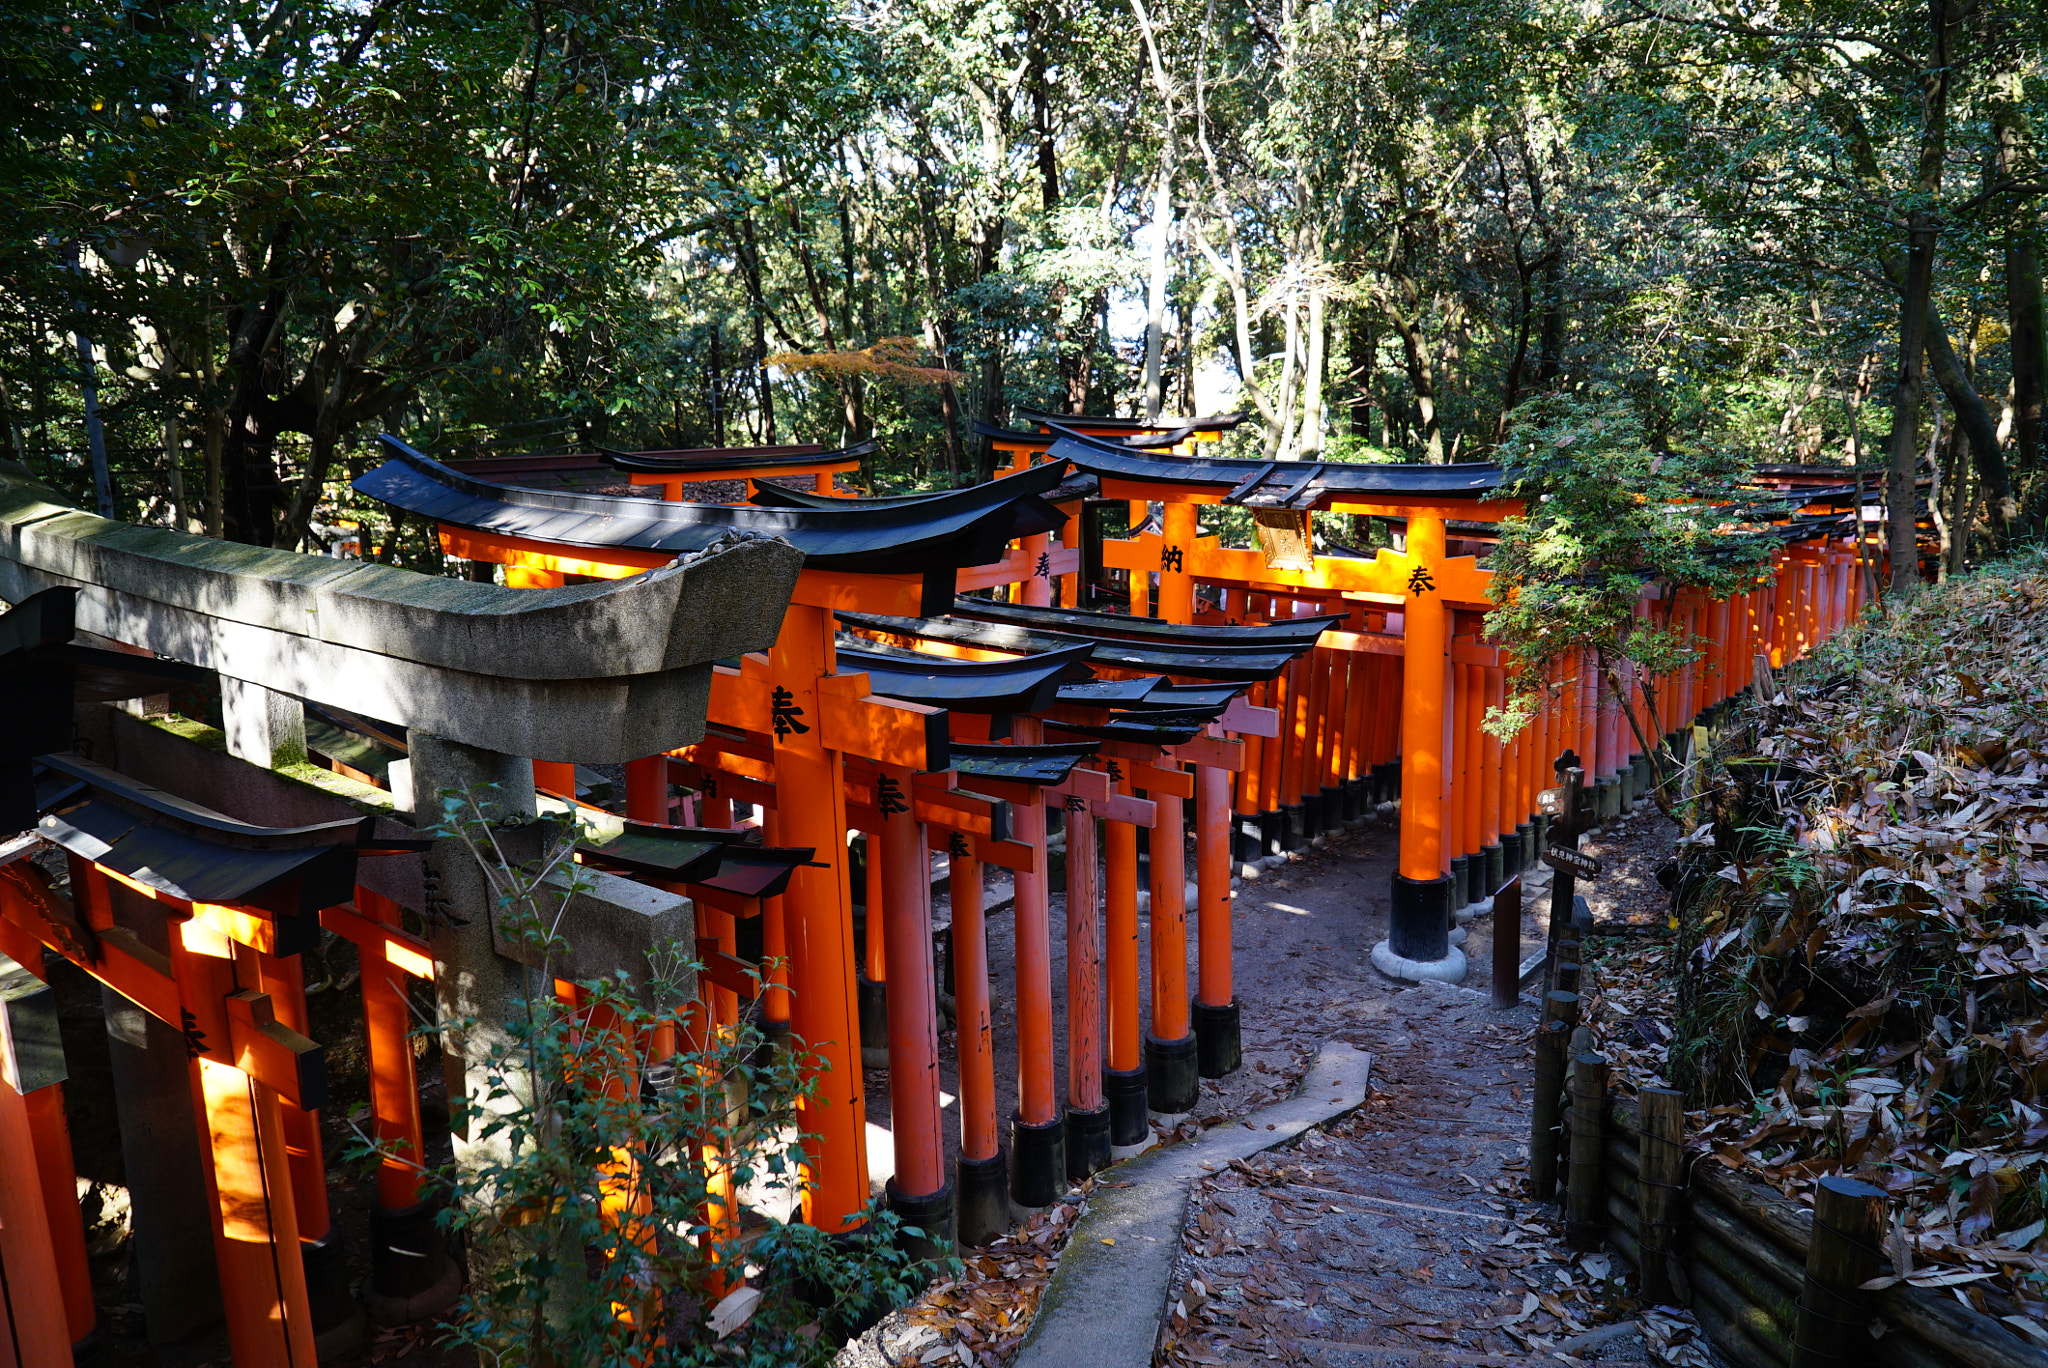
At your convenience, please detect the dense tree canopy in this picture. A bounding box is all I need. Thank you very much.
[3,0,2044,555]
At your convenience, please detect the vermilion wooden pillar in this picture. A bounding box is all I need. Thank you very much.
[1233,685,1266,864]
[1385,513,1457,973]
[767,603,869,1232]
[948,848,1006,1245]
[1157,502,1197,623]
[170,913,319,1367]
[624,755,668,822]
[1192,756,1238,1078]
[533,759,577,798]
[1009,718,1063,1206]
[1481,664,1505,894]
[0,1071,72,1365]
[1258,669,1287,856]
[877,763,952,1252]
[1103,795,1146,1148]
[351,886,457,1320]
[1063,800,1109,1177]
[758,812,792,1046]
[1304,642,1332,836]
[1145,768,1196,1112]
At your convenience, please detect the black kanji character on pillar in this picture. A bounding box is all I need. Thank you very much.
[1106,758,1124,783]
[770,686,810,740]
[1064,794,1088,813]
[947,831,971,858]
[1405,564,1436,595]
[179,1008,210,1058]
[878,774,910,818]
[1035,551,1051,579]
[1160,545,1184,573]
[701,775,718,798]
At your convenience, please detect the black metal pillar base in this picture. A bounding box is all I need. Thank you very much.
[302,1225,366,1359]
[1343,777,1365,823]
[1281,804,1305,851]
[1467,851,1488,904]
[1301,794,1323,840]
[367,1200,447,1302]
[1194,999,1241,1078]
[1234,815,1262,864]
[1448,855,1470,913]
[1259,810,1284,859]
[1009,1115,1067,1208]
[858,973,889,1069]
[956,1154,1010,1248]
[1065,1104,1112,1180]
[1145,1033,1200,1114]
[1619,758,1638,808]
[1515,823,1534,869]
[1531,814,1550,862]
[1500,830,1524,878]
[886,1178,956,1262]
[1596,777,1620,820]
[1321,785,1344,832]
[1105,1065,1149,1146]
[1389,874,1453,961]
[1483,844,1504,899]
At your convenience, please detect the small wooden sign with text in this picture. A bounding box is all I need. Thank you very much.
[1543,845,1602,879]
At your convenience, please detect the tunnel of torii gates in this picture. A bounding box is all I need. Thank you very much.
[0,407,1881,1367]
[350,421,1876,1245]
[352,435,1333,1255]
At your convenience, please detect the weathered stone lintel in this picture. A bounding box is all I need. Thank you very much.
[0,462,801,681]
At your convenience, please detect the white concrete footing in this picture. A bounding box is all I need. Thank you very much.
[1370,940,1469,983]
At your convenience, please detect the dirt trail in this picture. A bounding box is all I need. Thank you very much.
[844,805,1715,1368]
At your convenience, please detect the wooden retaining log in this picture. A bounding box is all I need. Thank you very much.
[1689,1213,1800,1336]
[1528,990,1577,1198]
[1792,1175,1887,1367]
[1637,1088,1686,1305]
[1566,1052,1608,1250]
[1690,1250,1795,1365]
[1597,1101,2048,1368]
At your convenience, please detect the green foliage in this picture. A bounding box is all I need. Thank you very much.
[382,788,936,1365]
[1482,387,1771,741]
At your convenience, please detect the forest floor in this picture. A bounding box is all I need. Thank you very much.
[839,800,1712,1368]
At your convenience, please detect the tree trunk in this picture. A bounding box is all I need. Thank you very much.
[163,408,187,531]
[738,215,775,444]
[1345,306,1374,438]
[1142,164,1172,423]
[1393,306,1444,464]
[838,184,867,441]
[1923,304,2015,541]
[707,324,724,446]
[1297,284,1326,460]
[2009,242,2045,520]
[202,355,224,538]
[1887,215,1937,594]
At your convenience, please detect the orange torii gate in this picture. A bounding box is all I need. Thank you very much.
[352,441,1097,1249]
[1044,429,1875,974]
[0,756,405,1368]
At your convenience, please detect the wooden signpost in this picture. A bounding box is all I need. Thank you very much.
[1542,845,1601,879]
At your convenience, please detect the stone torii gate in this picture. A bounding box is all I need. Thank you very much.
[0,457,802,1365]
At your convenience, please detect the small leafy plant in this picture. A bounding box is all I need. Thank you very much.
[360,786,934,1365]
[1483,387,1772,813]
